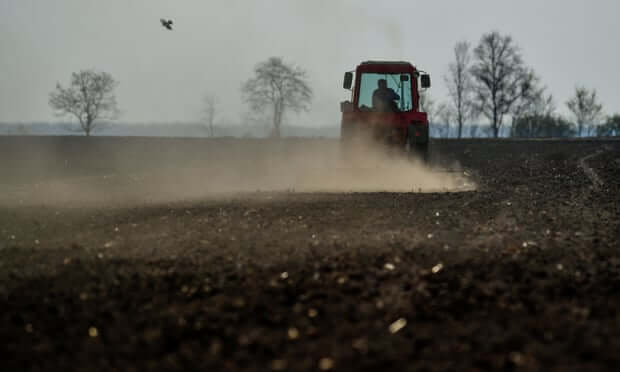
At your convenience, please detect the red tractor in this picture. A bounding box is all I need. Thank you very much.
[340,61,431,161]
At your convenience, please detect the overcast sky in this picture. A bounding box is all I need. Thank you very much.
[1,0,619,126]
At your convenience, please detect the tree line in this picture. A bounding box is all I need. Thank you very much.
[431,30,619,138]
[47,57,312,138]
[47,31,618,138]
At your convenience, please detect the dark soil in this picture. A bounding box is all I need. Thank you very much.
[1,137,619,371]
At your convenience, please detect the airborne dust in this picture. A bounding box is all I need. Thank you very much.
[0,138,474,207]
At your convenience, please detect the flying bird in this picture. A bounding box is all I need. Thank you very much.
[160,18,173,30]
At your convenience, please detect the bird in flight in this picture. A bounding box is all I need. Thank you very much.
[160,18,173,30]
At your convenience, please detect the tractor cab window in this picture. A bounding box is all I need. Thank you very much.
[357,73,412,112]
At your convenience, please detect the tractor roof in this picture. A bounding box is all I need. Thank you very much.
[360,61,413,66]
[357,61,418,74]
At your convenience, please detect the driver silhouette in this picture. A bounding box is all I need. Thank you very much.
[372,79,400,112]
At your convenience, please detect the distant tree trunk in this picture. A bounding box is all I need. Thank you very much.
[437,103,454,138]
[493,107,499,138]
[444,41,473,139]
[272,100,282,138]
[81,118,92,136]
[202,94,217,137]
[271,99,286,138]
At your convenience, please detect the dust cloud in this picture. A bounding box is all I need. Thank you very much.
[0,138,474,207]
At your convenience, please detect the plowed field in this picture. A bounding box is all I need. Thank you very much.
[1,137,619,371]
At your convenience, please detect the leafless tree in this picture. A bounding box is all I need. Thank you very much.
[566,86,604,137]
[511,92,557,138]
[470,31,535,138]
[437,103,455,138]
[444,41,473,138]
[597,114,620,137]
[242,57,312,138]
[508,70,554,137]
[529,92,556,118]
[510,70,546,121]
[49,70,119,136]
[202,94,217,137]
[420,93,452,138]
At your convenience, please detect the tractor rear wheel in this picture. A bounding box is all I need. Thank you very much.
[408,142,429,163]
[407,124,429,164]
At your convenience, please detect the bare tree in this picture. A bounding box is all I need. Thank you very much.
[530,92,556,118]
[202,94,217,137]
[420,93,452,138]
[437,103,455,138]
[511,92,557,137]
[444,41,473,138]
[470,31,535,138]
[49,70,119,136]
[597,114,620,137]
[566,86,604,137]
[508,70,553,137]
[242,57,312,138]
[510,70,546,121]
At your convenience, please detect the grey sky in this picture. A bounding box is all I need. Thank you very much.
[1,0,619,126]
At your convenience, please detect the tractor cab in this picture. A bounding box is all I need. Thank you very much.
[340,61,431,160]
